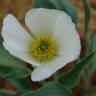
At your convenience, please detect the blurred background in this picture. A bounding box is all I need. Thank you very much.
[0,0,96,95]
[0,0,96,34]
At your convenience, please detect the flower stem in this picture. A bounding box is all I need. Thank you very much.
[82,0,94,95]
[54,71,59,82]
[83,68,91,91]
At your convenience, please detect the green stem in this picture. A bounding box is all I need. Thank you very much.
[82,0,93,95]
[83,68,91,91]
[54,71,59,82]
[83,0,91,53]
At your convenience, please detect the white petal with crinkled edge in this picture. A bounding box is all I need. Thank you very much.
[31,51,77,81]
[3,41,41,66]
[31,9,81,81]
[1,14,33,51]
[25,8,71,36]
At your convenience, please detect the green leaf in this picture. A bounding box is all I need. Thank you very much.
[0,66,14,77]
[58,52,95,88]
[33,0,78,24]
[12,68,31,78]
[91,32,96,71]
[0,66,31,79]
[21,82,72,96]
[91,32,96,51]
[7,76,32,93]
[0,66,32,93]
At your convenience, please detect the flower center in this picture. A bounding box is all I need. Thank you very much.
[39,40,49,51]
[31,36,57,62]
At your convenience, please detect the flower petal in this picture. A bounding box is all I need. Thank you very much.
[31,66,55,81]
[53,13,81,59]
[31,10,81,81]
[25,8,68,36]
[3,41,41,66]
[1,14,33,51]
[31,50,78,81]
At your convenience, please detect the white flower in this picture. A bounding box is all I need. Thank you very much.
[1,8,81,81]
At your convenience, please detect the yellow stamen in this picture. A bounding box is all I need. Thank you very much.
[31,36,57,62]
